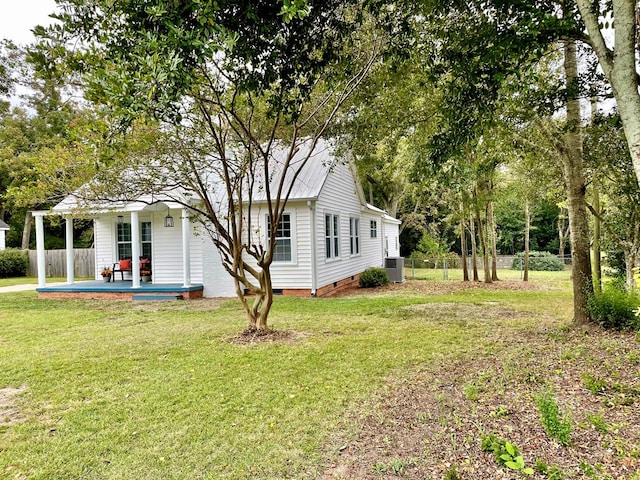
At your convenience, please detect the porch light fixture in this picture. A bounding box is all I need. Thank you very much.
[164,207,174,228]
[117,215,124,225]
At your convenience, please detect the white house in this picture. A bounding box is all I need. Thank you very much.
[0,220,8,251]
[36,140,401,299]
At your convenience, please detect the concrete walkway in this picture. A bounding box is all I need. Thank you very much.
[0,282,66,293]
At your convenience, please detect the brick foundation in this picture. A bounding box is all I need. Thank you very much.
[278,273,361,298]
[38,288,203,301]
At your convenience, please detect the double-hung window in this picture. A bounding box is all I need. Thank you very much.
[141,221,152,260]
[325,213,340,259]
[116,221,152,261]
[116,222,132,260]
[350,217,360,255]
[267,213,292,262]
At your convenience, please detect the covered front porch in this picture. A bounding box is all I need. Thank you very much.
[37,279,203,300]
[33,197,203,299]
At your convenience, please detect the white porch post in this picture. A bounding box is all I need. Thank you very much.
[65,216,74,285]
[34,212,46,287]
[131,211,141,288]
[181,208,191,287]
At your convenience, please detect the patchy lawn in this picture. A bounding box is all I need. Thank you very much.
[323,305,640,479]
[0,273,638,479]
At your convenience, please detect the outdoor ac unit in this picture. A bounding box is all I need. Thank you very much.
[384,257,405,283]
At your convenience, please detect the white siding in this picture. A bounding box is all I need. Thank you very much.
[241,201,313,290]
[315,163,385,288]
[202,234,236,297]
[383,219,401,258]
[94,216,117,279]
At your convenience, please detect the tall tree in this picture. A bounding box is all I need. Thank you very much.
[37,0,387,330]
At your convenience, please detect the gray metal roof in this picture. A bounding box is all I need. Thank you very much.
[0,219,9,230]
[249,138,341,202]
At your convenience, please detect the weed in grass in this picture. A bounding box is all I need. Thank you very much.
[490,405,509,418]
[582,373,608,395]
[416,411,429,423]
[480,434,533,475]
[626,352,639,365]
[463,383,480,401]
[443,465,459,480]
[535,389,572,446]
[535,460,566,480]
[585,412,609,434]
[372,458,415,476]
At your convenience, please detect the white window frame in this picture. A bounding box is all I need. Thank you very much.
[115,218,153,262]
[266,211,296,264]
[350,217,360,256]
[370,220,377,239]
[325,212,340,260]
[116,221,132,261]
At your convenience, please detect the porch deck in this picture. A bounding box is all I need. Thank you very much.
[37,280,204,300]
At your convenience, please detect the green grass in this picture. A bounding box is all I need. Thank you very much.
[0,273,573,479]
[406,266,573,287]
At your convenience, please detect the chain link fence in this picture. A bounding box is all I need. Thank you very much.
[404,255,572,280]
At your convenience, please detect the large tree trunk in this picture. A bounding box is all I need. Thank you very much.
[21,211,32,250]
[562,39,593,325]
[524,200,530,282]
[576,0,640,190]
[460,204,469,282]
[469,213,479,281]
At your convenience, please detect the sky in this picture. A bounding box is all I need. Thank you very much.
[1,0,58,45]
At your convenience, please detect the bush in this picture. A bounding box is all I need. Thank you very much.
[359,268,389,288]
[511,251,564,271]
[588,287,640,331]
[0,249,29,278]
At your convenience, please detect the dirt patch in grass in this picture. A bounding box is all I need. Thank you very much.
[323,325,640,479]
[0,386,26,427]
[334,279,548,298]
[227,327,308,345]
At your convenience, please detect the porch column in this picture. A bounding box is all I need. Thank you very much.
[34,212,46,287]
[181,208,191,287]
[131,211,141,288]
[65,216,74,285]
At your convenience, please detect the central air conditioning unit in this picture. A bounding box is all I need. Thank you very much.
[384,257,405,283]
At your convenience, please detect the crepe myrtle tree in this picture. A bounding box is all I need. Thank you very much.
[36,0,386,330]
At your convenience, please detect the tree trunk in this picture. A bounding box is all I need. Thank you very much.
[469,213,479,281]
[624,250,637,292]
[592,180,602,294]
[557,209,570,261]
[21,211,32,250]
[460,204,469,282]
[475,203,492,283]
[234,264,274,331]
[591,96,602,294]
[488,200,499,281]
[561,39,593,324]
[576,0,640,190]
[524,200,530,282]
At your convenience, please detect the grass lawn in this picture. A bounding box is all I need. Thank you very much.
[0,271,637,479]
